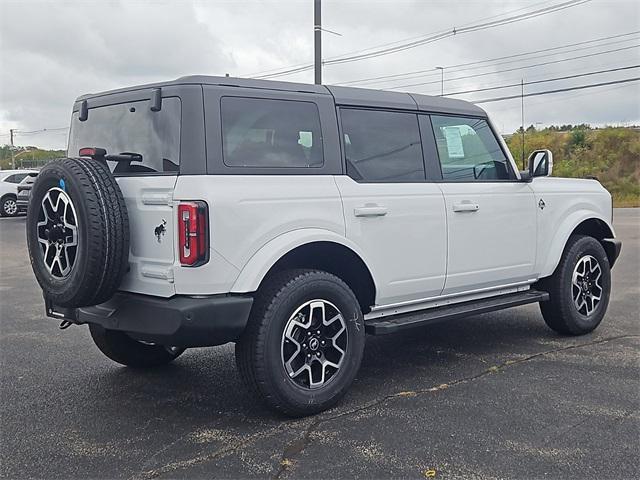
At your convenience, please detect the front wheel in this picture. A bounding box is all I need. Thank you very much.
[89,324,185,368]
[539,235,611,335]
[235,270,365,417]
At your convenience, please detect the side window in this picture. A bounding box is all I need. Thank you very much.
[430,115,513,181]
[3,174,27,183]
[340,109,425,182]
[221,97,324,168]
[13,173,29,183]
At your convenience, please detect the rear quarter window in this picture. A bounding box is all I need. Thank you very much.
[220,97,324,168]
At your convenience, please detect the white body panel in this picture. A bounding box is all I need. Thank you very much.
[116,176,178,297]
[529,177,614,278]
[438,181,537,295]
[334,176,447,306]
[172,175,345,296]
[117,172,614,314]
[0,170,37,197]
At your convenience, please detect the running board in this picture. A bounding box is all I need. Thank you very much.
[365,289,549,335]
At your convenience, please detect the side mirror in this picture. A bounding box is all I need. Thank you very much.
[528,149,553,178]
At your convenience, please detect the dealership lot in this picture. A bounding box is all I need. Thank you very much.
[1,209,638,479]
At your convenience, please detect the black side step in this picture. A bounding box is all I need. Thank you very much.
[365,289,549,335]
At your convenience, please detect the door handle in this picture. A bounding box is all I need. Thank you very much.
[354,205,388,217]
[452,202,480,212]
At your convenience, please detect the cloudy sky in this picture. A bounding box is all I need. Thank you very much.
[1,0,639,150]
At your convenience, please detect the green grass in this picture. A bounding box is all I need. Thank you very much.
[506,126,640,207]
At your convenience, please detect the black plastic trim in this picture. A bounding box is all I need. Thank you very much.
[602,238,622,267]
[47,292,254,348]
[365,289,549,335]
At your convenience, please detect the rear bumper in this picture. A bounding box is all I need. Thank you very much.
[49,292,253,348]
[16,187,31,213]
[602,238,622,267]
[16,198,29,213]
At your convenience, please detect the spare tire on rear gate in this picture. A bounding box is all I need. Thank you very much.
[26,157,130,308]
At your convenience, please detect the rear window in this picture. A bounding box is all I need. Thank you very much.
[221,97,324,168]
[68,97,181,174]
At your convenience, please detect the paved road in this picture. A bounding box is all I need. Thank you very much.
[1,209,638,479]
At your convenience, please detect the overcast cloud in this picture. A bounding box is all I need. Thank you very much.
[1,0,639,150]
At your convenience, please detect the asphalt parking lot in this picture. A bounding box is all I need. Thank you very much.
[1,209,638,479]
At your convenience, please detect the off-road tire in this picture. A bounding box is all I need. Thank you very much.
[89,324,185,368]
[235,269,365,417]
[539,234,611,335]
[26,158,129,307]
[1,195,18,217]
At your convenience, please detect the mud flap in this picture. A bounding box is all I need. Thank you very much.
[44,295,79,323]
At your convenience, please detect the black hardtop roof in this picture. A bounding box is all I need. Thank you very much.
[75,75,486,117]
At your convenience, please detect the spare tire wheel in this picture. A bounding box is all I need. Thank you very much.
[26,157,130,308]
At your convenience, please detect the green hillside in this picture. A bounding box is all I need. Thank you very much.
[0,145,65,170]
[506,126,640,207]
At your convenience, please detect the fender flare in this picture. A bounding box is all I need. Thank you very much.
[230,228,378,294]
[539,210,615,278]
[1,192,17,201]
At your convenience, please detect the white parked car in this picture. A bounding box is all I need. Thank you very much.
[0,169,38,217]
[26,76,621,416]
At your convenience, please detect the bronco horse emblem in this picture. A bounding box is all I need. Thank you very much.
[154,220,167,243]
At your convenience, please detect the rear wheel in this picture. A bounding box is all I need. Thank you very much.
[235,269,365,417]
[89,324,185,368]
[539,235,611,335]
[1,195,18,217]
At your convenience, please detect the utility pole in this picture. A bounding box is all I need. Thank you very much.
[436,67,444,96]
[314,0,322,85]
[9,129,15,170]
[521,79,525,170]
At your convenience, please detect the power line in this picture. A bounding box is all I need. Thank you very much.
[325,0,591,66]
[245,0,563,78]
[385,44,640,90]
[253,0,591,79]
[486,79,639,114]
[472,77,640,103]
[14,127,68,135]
[337,30,640,86]
[442,64,640,97]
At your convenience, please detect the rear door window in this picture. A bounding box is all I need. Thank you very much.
[68,98,181,174]
[340,108,425,182]
[430,115,513,181]
[220,97,324,168]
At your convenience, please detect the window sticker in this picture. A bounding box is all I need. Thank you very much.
[442,126,465,158]
[298,131,313,148]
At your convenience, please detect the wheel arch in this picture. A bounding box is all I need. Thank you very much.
[231,229,378,313]
[1,192,17,201]
[539,212,616,278]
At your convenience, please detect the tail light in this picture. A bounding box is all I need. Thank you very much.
[178,201,209,267]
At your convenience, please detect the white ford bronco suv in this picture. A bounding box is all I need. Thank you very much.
[26,76,621,416]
